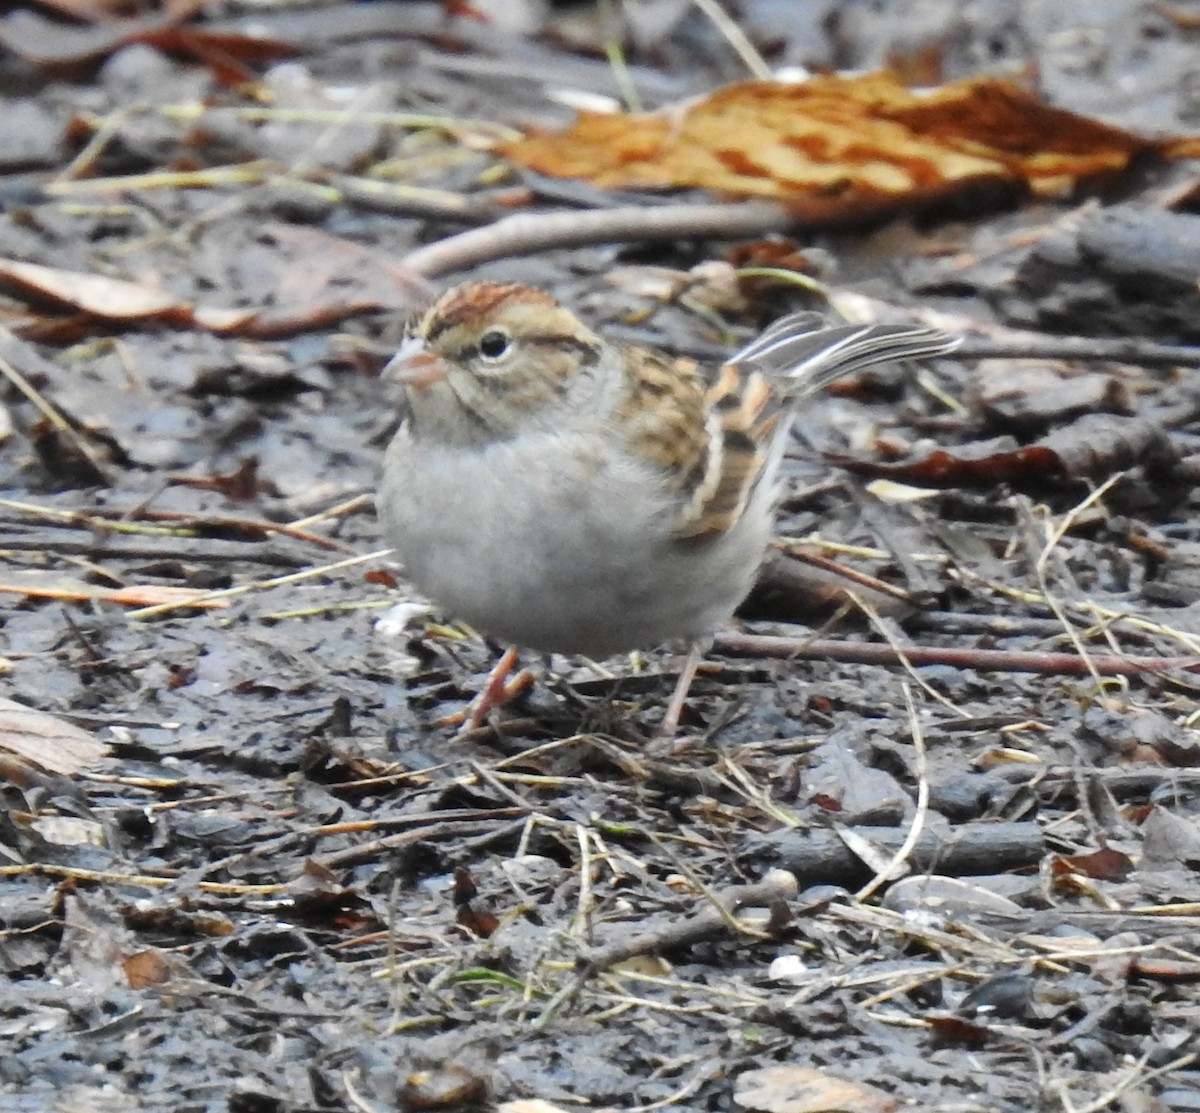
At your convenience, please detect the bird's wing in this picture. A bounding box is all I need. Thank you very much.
[672,314,959,542]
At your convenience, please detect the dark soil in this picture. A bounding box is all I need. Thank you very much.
[2,2,1200,1111]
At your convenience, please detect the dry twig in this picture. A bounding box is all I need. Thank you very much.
[399,201,793,277]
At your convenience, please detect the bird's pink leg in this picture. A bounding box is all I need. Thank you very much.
[442,646,535,735]
[659,645,703,736]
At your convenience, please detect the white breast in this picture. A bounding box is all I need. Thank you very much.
[378,424,772,657]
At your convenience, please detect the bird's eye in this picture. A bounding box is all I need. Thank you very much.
[478,329,511,362]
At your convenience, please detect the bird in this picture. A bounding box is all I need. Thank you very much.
[378,281,958,733]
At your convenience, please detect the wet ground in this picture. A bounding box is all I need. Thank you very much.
[2,1,1200,1110]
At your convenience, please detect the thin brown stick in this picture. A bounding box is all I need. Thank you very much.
[400,201,794,278]
[712,631,1200,678]
[3,497,355,552]
[314,817,525,870]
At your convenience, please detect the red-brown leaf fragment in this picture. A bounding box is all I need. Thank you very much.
[829,416,1179,489]
[1051,846,1135,882]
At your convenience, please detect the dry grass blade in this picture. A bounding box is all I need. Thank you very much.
[1034,474,1126,691]
[125,548,394,619]
[850,590,968,716]
[854,682,929,902]
[1051,1051,1198,1113]
[0,351,111,483]
[0,861,284,895]
[689,0,773,79]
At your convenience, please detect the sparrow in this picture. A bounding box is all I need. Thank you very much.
[378,281,957,730]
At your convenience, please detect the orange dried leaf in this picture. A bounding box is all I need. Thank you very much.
[503,74,1198,219]
[0,575,228,609]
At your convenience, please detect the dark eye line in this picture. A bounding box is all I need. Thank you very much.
[455,342,505,367]
[458,340,514,366]
[527,336,602,363]
[455,333,601,370]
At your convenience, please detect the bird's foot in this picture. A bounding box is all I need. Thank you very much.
[442,646,536,737]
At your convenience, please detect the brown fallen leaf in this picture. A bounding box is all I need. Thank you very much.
[122,949,173,989]
[0,257,259,334]
[0,7,290,79]
[134,27,294,87]
[0,230,428,340]
[0,257,185,320]
[400,1065,488,1111]
[828,415,1180,489]
[927,1014,993,1049]
[0,696,109,776]
[504,74,1200,222]
[1051,845,1135,882]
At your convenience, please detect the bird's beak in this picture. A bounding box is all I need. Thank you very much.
[382,336,449,388]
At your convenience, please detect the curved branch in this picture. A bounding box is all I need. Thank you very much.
[400,200,796,278]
